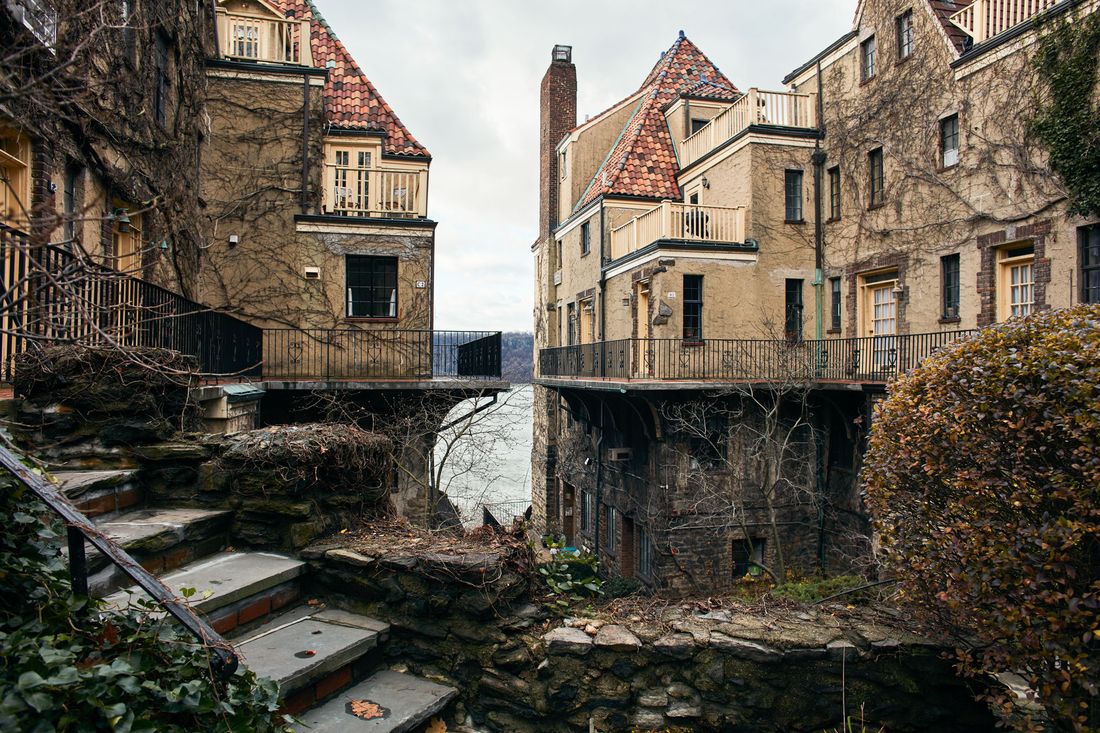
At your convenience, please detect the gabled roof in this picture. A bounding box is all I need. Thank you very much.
[277,0,429,157]
[852,0,973,55]
[576,32,739,210]
[926,0,974,54]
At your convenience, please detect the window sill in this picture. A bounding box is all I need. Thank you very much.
[826,217,840,224]
[826,328,842,335]
[785,219,806,225]
[896,53,912,66]
[937,162,959,173]
[681,340,705,348]
[580,250,591,258]
[867,201,886,211]
[345,317,399,323]
[938,315,961,325]
[860,75,876,86]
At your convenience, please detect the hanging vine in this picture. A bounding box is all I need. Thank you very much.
[1032,11,1100,218]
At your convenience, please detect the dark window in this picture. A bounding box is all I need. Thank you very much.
[580,221,590,256]
[604,505,616,550]
[688,191,700,205]
[830,276,842,331]
[683,274,703,341]
[942,253,961,318]
[784,170,804,222]
[346,255,397,318]
[940,114,959,167]
[868,148,885,207]
[120,1,135,62]
[154,34,170,127]
[63,163,80,245]
[861,35,877,80]
[733,538,765,578]
[785,279,804,342]
[828,165,841,220]
[897,10,914,59]
[580,491,591,532]
[689,412,728,469]
[637,525,652,576]
[1081,225,1100,304]
[690,118,709,135]
[566,302,577,345]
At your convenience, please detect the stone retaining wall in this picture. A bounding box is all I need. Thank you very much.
[307,545,996,732]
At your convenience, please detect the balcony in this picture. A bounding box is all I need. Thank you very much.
[262,329,502,381]
[215,8,313,66]
[680,89,817,169]
[537,331,975,387]
[610,202,747,262]
[0,224,262,382]
[950,0,1062,45]
[322,165,428,219]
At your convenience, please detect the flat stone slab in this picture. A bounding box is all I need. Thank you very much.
[543,626,593,656]
[104,551,305,613]
[237,612,383,693]
[92,507,230,552]
[55,470,134,497]
[294,670,457,733]
[594,625,641,652]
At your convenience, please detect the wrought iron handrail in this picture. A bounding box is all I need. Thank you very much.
[262,328,503,380]
[0,443,239,680]
[1,225,262,382]
[538,331,977,384]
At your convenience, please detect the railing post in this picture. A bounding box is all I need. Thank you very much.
[662,200,672,239]
[67,525,88,598]
[748,88,759,125]
[299,19,312,65]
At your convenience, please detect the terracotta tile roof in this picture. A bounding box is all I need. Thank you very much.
[277,0,429,157]
[927,0,974,54]
[577,32,738,209]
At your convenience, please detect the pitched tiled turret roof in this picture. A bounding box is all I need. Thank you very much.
[927,0,975,54]
[577,32,738,210]
[277,0,429,157]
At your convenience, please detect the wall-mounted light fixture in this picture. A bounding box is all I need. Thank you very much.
[228,234,239,248]
[892,282,906,300]
[701,177,710,189]
[111,208,131,233]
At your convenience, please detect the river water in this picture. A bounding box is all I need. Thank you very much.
[436,385,534,526]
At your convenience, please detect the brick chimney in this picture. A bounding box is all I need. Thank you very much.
[539,44,576,242]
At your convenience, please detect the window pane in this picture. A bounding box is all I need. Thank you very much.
[785,279,804,341]
[830,277,842,330]
[828,166,841,219]
[869,149,884,206]
[683,275,703,340]
[1080,225,1100,303]
[785,170,803,221]
[346,255,398,318]
[897,11,913,58]
[942,253,960,317]
[941,115,959,167]
[862,36,877,79]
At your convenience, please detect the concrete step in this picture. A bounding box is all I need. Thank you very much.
[293,670,457,733]
[233,605,389,712]
[54,469,141,519]
[104,551,307,634]
[82,507,232,595]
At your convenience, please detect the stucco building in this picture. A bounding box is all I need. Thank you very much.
[531,0,1099,594]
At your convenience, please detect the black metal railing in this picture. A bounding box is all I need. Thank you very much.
[262,329,502,381]
[0,442,238,680]
[539,331,976,384]
[1,225,262,381]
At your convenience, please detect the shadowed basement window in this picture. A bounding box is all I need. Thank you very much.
[733,538,765,578]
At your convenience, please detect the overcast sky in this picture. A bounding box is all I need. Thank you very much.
[318,0,854,332]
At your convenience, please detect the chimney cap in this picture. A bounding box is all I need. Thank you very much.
[552,45,572,62]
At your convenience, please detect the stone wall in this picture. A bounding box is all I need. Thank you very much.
[308,543,996,733]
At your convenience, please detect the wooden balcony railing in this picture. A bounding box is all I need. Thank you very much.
[262,329,502,381]
[215,9,313,66]
[950,0,1062,45]
[538,331,976,385]
[610,202,746,261]
[680,88,817,168]
[322,166,428,219]
[0,224,262,382]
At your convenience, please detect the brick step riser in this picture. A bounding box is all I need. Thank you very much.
[281,652,383,717]
[70,482,144,519]
[87,534,230,597]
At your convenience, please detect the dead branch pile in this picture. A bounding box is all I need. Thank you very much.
[222,423,392,500]
[13,344,198,418]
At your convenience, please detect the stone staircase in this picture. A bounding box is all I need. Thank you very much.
[64,472,458,732]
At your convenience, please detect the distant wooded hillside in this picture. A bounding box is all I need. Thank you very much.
[501,332,533,383]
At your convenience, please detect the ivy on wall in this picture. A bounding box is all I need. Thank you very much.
[1032,10,1100,217]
